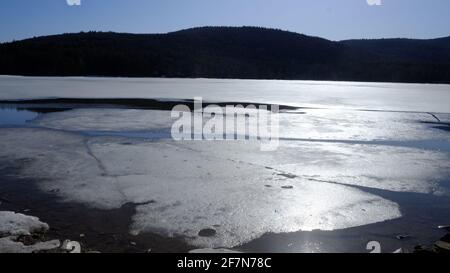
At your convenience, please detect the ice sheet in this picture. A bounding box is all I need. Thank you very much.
[189,248,241,253]
[279,109,450,141]
[33,108,450,142]
[35,108,173,131]
[0,128,403,248]
[1,76,450,112]
[1,77,449,249]
[177,141,450,194]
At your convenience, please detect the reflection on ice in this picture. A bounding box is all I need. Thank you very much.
[279,109,450,141]
[33,107,450,143]
[0,128,404,248]
[170,141,450,195]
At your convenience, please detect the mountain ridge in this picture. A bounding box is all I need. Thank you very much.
[1,26,450,83]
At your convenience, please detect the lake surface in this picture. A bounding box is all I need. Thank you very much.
[1,75,450,112]
[0,107,38,126]
[0,76,449,253]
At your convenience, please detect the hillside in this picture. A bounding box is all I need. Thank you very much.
[1,26,450,83]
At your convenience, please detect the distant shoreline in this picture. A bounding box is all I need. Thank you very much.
[1,74,449,86]
[1,27,449,84]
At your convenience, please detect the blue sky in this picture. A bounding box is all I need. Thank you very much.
[0,0,449,42]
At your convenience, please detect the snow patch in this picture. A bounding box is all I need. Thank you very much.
[0,211,61,253]
[0,237,60,253]
[0,211,49,236]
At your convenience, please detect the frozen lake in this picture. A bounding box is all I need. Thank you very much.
[0,76,449,253]
[1,75,450,112]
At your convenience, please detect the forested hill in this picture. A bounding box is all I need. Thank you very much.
[1,26,450,83]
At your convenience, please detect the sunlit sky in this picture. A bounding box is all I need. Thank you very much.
[0,0,449,42]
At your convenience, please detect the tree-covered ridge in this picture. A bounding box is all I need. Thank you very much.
[1,26,449,83]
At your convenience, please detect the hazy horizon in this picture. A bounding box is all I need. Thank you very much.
[2,25,450,44]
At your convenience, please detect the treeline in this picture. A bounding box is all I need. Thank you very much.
[1,26,450,83]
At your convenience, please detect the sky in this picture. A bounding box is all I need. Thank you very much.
[0,0,449,43]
